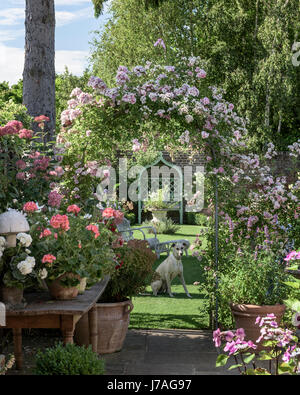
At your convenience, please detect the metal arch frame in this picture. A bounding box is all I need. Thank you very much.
[137,152,184,225]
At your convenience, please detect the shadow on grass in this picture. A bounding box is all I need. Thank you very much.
[129,312,209,330]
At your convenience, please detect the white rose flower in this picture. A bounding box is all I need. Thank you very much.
[25,249,31,254]
[16,233,32,247]
[39,268,48,280]
[17,260,33,275]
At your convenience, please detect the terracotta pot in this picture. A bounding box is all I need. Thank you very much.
[74,299,134,354]
[77,277,87,294]
[230,303,286,352]
[0,286,23,306]
[47,273,80,300]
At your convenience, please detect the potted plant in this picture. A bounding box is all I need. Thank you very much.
[74,239,156,354]
[218,248,289,351]
[29,204,116,300]
[143,187,176,223]
[0,228,40,307]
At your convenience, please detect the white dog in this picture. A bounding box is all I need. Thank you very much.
[151,241,192,298]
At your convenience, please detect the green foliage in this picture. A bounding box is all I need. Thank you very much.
[0,100,32,129]
[100,240,156,302]
[218,249,289,307]
[143,218,180,235]
[124,211,135,225]
[90,0,300,148]
[0,80,22,104]
[34,343,105,375]
[186,213,208,226]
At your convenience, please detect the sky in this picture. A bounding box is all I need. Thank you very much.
[0,0,111,85]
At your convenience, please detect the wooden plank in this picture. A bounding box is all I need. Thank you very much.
[5,314,61,329]
[5,276,110,317]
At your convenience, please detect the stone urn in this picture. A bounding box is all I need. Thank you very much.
[151,209,168,224]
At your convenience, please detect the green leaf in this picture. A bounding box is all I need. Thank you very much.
[228,364,243,371]
[216,354,229,367]
[243,353,256,364]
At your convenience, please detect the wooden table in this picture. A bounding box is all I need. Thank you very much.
[4,276,110,370]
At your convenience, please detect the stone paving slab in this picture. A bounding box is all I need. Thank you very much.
[103,329,236,375]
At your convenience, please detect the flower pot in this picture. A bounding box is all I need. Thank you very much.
[74,299,134,354]
[230,303,286,352]
[77,277,87,294]
[0,286,24,306]
[47,273,80,300]
[151,210,168,223]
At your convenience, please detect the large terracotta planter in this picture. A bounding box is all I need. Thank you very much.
[230,303,286,351]
[0,286,23,306]
[74,299,134,354]
[47,273,80,300]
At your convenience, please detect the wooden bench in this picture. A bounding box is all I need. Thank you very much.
[2,276,110,370]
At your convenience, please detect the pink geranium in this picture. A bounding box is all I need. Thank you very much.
[19,129,33,139]
[50,214,70,231]
[67,204,81,215]
[39,229,52,239]
[86,224,100,239]
[48,190,63,208]
[23,201,38,213]
[42,254,56,264]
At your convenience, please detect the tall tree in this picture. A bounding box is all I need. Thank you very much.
[23,0,106,141]
[23,0,56,141]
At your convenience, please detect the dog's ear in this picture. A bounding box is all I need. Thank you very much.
[171,243,176,247]
[182,242,187,247]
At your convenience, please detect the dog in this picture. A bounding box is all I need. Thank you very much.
[151,241,192,298]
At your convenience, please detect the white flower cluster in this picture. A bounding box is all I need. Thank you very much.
[0,236,6,259]
[16,233,32,247]
[17,256,35,276]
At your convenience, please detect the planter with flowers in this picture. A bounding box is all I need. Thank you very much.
[74,237,156,354]
[143,188,176,224]
[218,249,289,351]
[0,210,40,307]
[28,204,116,300]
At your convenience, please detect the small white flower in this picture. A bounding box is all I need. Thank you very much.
[25,256,36,268]
[39,268,48,280]
[25,249,31,254]
[16,233,32,247]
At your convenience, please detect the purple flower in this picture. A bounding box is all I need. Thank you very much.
[154,38,166,50]
[213,328,222,347]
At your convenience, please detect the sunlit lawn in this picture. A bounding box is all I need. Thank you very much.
[129,225,210,330]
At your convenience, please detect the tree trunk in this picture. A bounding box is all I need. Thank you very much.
[23,0,56,142]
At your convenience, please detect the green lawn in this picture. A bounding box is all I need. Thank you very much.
[129,225,210,330]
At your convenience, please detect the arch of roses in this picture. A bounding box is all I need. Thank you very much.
[57,51,300,328]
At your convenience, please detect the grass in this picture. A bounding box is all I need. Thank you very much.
[128,224,210,330]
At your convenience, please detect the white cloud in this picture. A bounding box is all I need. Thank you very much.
[0,44,88,85]
[0,28,24,42]
[56,7,92,27]
[0,7,24,26]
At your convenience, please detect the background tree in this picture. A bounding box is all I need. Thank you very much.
[90,0,300,149]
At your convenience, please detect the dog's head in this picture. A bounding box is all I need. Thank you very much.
[171,241,188,259]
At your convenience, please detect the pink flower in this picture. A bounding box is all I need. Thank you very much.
[102,207,115,219]
[48,191,63,208]
[50,214,70,231]
[16,159,27,170]
[6,120,23,132]
[196,69,207,79]
[201,131,209,139]
[42,254,56,264]
[34,115,49,122]
[67,204,81,215]
[213,328,222,347]
[16,172,26,180]
[23,201,38,213]
[86,224,100,239]
[113,210,124,225]
[19,129,33,139]
[39,229,52,239]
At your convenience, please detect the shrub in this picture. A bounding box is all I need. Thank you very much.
[100,240,156,302]
[143,218,180,234]
[195,213,208,226]
[124,212,136,225]
[34,343,105,375]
